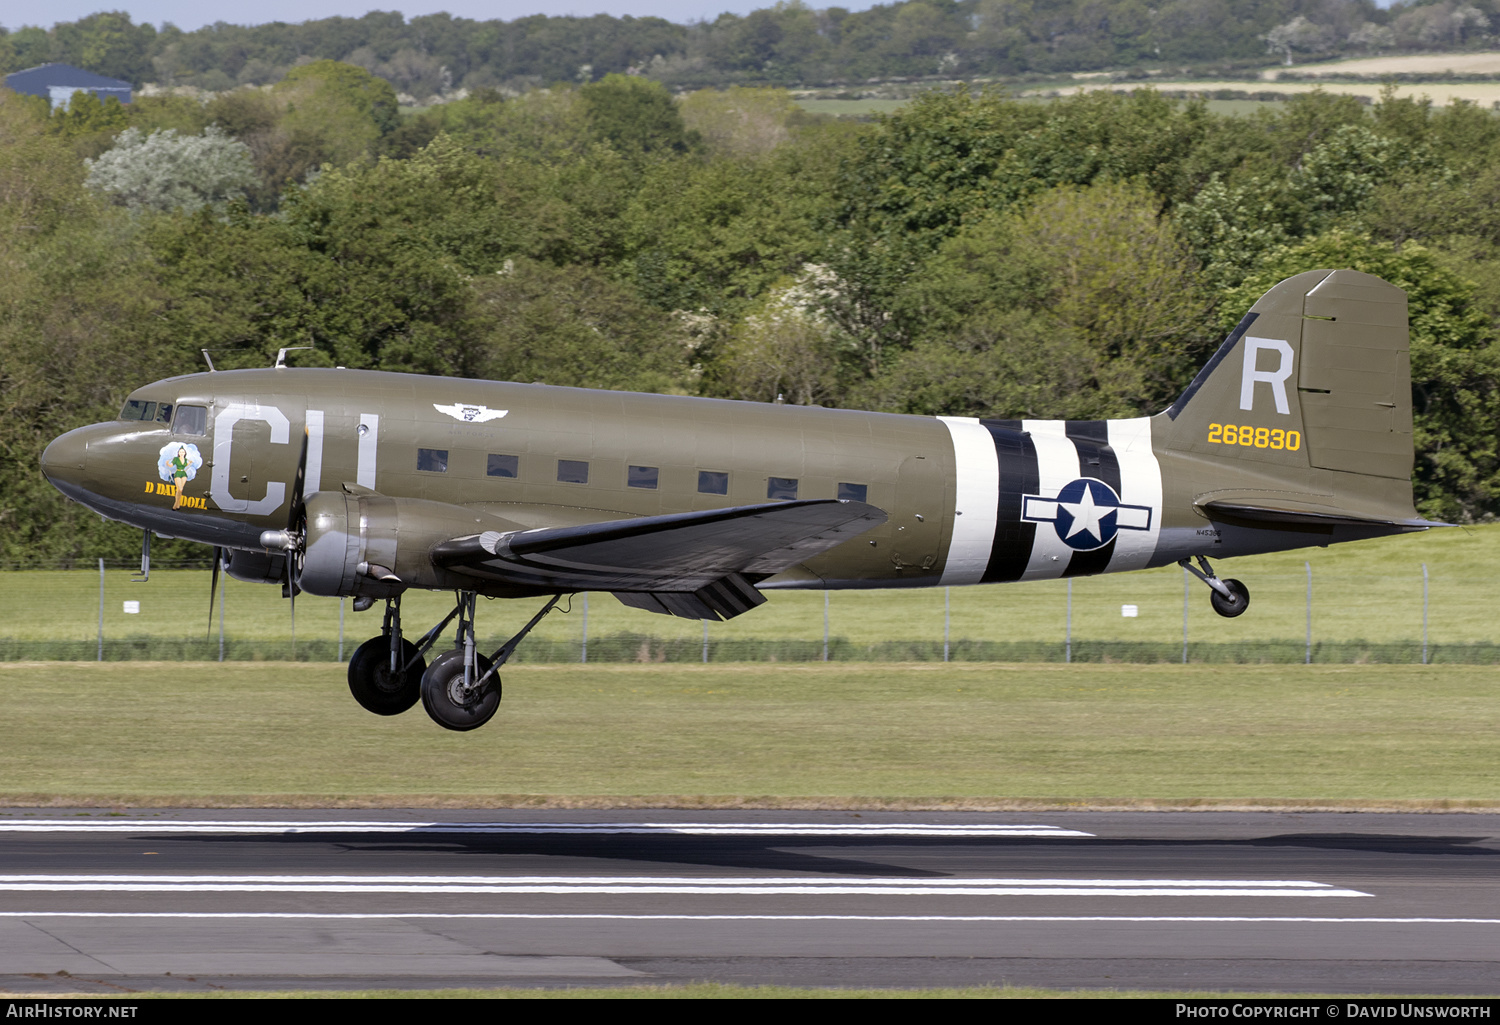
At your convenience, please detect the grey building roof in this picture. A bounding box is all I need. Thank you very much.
[5,63,132,108]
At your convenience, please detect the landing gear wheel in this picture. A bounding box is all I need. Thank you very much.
[420,648,500,732]
[347,636,425,715]
[1210,578,1250,618]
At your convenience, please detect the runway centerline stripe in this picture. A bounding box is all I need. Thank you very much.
[0,820,1094,838]
[0,875,1371,897]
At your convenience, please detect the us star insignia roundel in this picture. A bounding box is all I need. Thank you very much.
[1020,478,1153,551]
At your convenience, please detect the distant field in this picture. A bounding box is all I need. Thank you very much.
[794,96,1286,117]
[1046,79,1500,107]
[1,525,1493,663]
[792,98,911,116]
[1263,51,1500,78]
[0,660,1496,805]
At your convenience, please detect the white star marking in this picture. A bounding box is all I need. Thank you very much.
[1061,485,1109,543]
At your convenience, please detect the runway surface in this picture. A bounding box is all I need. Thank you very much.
[0,809,1496,994]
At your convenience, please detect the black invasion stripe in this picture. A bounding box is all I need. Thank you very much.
[979,420,1037,583]
[1063,421,1123,578]
[1064,421,1120,492]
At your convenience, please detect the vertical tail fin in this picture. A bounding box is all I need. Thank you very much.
[1156,269,1431,528]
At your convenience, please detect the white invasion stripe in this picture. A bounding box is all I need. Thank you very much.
[0,875,1370,897]
[1107,416,1163,572]
[1020,420,1081,581]
[0,820,1093,838]
[938,417,999,585]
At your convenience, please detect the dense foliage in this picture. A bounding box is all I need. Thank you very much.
[2,61,1500,565]
[6,2,1500,95]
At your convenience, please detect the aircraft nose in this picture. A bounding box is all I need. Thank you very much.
[40,428,89,483]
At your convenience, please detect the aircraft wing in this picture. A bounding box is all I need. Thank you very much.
[430,499,886,620]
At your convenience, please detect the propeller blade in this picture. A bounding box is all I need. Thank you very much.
[288,427,309,531]
[208,546,221,639]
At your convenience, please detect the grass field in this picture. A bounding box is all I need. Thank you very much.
[2,525,1493,663]
[0,660,1495,805]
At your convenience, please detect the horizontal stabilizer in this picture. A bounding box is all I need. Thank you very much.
[431,499,886,598]
[1198,499,1448,532]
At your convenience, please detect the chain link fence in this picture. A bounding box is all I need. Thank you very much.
[1,548,1493,663]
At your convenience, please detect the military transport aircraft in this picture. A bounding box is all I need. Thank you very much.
[40,269,1440,731]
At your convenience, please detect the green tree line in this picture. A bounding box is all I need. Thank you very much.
[2,62,1499,566]
[6,2,1500,96]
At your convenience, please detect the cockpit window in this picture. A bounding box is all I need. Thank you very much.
[174,404,207,437]
[118,400,176,424]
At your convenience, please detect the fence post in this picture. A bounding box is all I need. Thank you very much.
[1182,566,1189,664]
[1065,578,1072,664]
[97,558,105,663]
[581,592,588,663]
[1422,562,1429,665]
[1305,561,1312,665]
[943,587,950,663]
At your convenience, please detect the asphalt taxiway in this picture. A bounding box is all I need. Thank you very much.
[0,809,1495,994]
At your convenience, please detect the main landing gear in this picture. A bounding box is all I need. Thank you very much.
[1179,556,1250,618]
[346,591,563,731]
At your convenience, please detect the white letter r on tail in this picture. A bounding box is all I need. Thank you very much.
[1240,336,1294,414]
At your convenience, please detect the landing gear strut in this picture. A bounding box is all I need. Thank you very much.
[348,591,562,731]
[346,598,427,715]
[1179,556,1250,618]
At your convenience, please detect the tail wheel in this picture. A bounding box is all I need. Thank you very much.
[420,649,500,732]
[1210,578,1250,618]
[347,636,425,715]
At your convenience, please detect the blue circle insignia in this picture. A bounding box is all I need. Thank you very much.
[1052,478,1121,551]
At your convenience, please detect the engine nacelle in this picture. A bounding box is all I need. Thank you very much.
[298,490,517,599]
[221,548,288,585]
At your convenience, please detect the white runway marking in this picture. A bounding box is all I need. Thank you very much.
[0,914,1473,923]
[0,820,1095,838]
[0,875,1371,897]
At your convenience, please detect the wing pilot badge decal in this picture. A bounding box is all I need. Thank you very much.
[1021,478,1152,551]
[434,402,508,424]
[155,442,204,510]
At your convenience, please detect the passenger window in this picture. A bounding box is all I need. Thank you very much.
[417,448,448,473]
[628,465,659,489]
[174,405,208,437]
[120,400,155,422]
[558,459,589,484]
[838,482,868,503]
[487,454,519,478]
[767,476,798,501]
[698,470,728,495]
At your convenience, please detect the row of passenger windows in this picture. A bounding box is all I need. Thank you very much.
[416,448,868,503]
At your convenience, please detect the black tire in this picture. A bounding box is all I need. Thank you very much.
[347,635,425,716]
[420,648,500,732]
[1210,578,1250,618]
